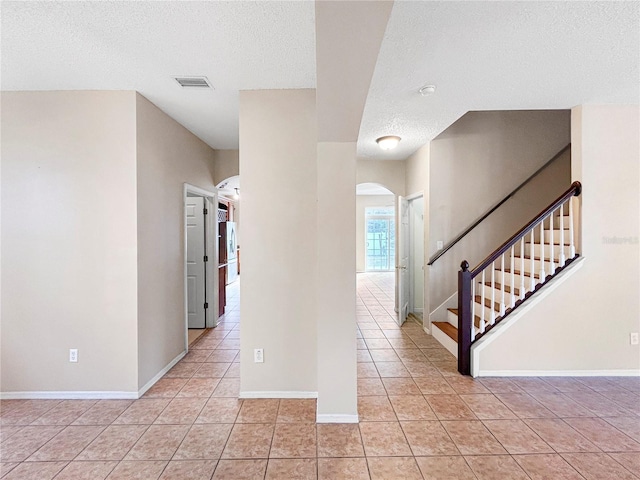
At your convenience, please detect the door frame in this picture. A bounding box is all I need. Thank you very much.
[397,195,409,326]
[407,194,425,321]
[397,191,425,327]
[183,183,219,352]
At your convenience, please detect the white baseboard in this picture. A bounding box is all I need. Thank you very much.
[137,350,187,397]
[477,369,640,377]
[316,414,359,423]
[0,391,138,400]
[239,391,318,399]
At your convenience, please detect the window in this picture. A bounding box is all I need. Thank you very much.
[365,207,395,271]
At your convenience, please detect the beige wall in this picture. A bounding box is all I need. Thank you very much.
[135,94,217,390]
[428,110,571,312]
[356,158,405,196]
[317,142,357,419]
[356,195,395,272]
[478,105,640,373]
[213,149,239,185]
[1,91,139,394]
[0,91,218,396]
[239,89,318,394]
[405,144,429,197]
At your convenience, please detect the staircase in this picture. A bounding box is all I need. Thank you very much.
[432,181,583,374]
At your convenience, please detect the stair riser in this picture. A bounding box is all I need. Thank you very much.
[447,310,459,328]
[513,257,557,275]
[554,215,571,229]
[478,284,520,306]
[449,301,504,329]
[524,243,572,260]
[543,229,571,244]
[495,271,533,289]
[473,301,501,323]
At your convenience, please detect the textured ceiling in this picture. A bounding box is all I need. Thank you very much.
[358,1,640,160]
[1,1,316,149]
[3,1,638,159]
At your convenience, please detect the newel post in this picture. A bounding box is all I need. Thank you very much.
[458,260,472,375]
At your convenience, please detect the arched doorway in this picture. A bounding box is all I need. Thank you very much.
[216,176,240,319]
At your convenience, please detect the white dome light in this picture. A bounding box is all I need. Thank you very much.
[376,135,401,150]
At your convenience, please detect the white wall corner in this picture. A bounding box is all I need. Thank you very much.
[471,257,585,377]
[137,349,186,397]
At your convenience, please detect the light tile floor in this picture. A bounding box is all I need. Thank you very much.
[1,273,639,479]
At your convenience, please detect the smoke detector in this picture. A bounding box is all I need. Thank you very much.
[174,76,213,89]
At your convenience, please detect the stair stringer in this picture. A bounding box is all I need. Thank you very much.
[470,257,585,377]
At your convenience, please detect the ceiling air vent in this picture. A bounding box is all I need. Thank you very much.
[174,76,212,89]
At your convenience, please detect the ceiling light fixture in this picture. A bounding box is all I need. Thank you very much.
[232,188,240,200]
[419,84,436,96]
[376,135,401,150]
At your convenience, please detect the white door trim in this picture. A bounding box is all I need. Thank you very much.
[397,196,409,326]
[183,184,219,352]
[407,195,425,320]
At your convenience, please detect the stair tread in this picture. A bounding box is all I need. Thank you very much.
[447,309,483,328]
[433,322,457,342]
[474,295,502,311]
[498,268,540,279]
[481,282,520,295]
[521,255,562,262]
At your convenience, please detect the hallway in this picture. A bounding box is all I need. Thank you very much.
[1,275,639,479]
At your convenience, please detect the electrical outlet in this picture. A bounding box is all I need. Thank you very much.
[254,348,264,363]
[631,333,639,345]
[69,349,78,363]
[437,241,444,250]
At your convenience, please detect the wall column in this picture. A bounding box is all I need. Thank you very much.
[316,142,358,421]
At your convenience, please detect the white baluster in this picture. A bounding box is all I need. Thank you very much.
[510,246,516,308]
[500,253,506,316]
[539,220,546,282]
[490,262,496,325]
[520,237,525,300]
[569,197,576,258]
[480,270,485,333]
[529,230,535,291]
[559,203,566,267]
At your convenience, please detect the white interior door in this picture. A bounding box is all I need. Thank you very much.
[186,196,206,329]
[397,196,410,325]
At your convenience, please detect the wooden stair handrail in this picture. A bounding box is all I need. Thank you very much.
[469,181,582,278]
[428,144,571,266]
[457,180,582,375]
